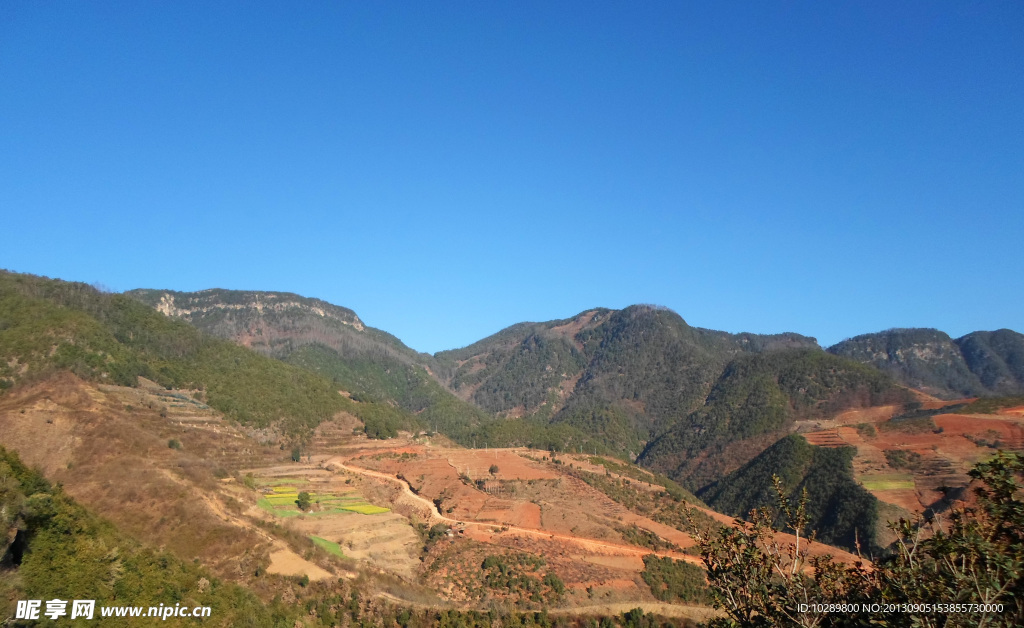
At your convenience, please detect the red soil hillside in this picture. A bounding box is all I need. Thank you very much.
[799,396,1024,514]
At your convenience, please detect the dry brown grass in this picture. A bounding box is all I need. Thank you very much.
[0,374,276,583]
[0,372,742,615]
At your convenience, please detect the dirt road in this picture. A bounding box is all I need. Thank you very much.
[325,457,705,566]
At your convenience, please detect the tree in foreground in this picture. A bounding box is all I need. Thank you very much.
[687,452,1024,627]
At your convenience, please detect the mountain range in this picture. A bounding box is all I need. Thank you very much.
[3,268,1024,623]
[4,270,1019,474]
[119,282,1024,554]
[828,327,1024,399]
[122,285,1024,459]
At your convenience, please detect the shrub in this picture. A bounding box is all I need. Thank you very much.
[687,452,1024,627]
[855,422,877,438]
[884,449,922,470]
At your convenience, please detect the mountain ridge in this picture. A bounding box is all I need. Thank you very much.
[120,285,1022,465]
[6,270,1024,582]
[827,327,1024,399]
[126,287,429,365]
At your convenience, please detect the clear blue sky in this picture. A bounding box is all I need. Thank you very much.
[2,2,1022,354]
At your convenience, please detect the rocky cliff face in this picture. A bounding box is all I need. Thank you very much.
[123,288,485,432]
[125,288,423,365]
[151,289,365,331]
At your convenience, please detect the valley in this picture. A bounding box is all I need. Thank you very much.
[2,269,1023,626]
[0,372,724,622]
[0,369,870,622]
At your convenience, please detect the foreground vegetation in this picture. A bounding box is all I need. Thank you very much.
[0,446,287,626]
[0,445,692,627]
[699,435,879,553]
[688,451,1024,627]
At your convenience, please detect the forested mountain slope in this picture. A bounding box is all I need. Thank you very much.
[697,434,880,553]
[124,287,625,453]
[827,327,1024,399]
[0,272,347,437]
[121,284,1020,493]
[436,305,819,455]
[637,349,911,491]
[126,288,490,439]
[954,329,1024,394]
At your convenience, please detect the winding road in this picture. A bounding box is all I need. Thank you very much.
[324,457,704,566]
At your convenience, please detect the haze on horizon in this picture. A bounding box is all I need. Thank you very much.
[2,2,1021,354]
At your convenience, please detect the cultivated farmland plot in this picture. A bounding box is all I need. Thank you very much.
[255,479,390,517]
[246,465,423,579]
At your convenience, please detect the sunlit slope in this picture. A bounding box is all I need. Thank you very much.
[703,394,1024,556]
[0,364,864,623]
[0,445,283,627]
[800,397,1024,516]
[126,287,491,440]
[1,271,347,436]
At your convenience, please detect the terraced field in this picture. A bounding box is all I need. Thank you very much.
[860,474,916,491]
[310,535,346,557]
[0,372,855,620]
[244,464,423,580]
[799,399,1024,513]
[256,480,390,517]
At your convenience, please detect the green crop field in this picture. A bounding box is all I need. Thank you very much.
[255,483,389,517]
[860,474,915,490]
[310,536,345,557]
[340,504,390,515]
[261,478,301,486]
[256,497,303,517]
[265,491,299,497]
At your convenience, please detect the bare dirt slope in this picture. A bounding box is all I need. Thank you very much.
[0,371,861,617]
[0,374,340,588]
